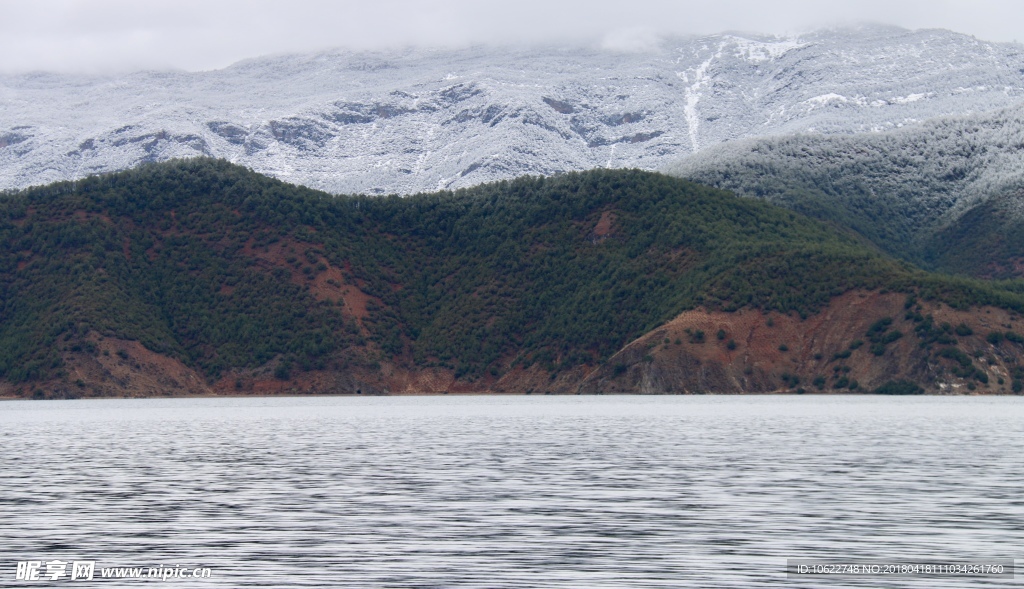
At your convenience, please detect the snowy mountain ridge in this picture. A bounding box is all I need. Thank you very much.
[665,102,1024,276]
[3,24,1024,194]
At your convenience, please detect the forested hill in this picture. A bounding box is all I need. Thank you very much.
[666,105,1024,278]
[3,159,1024,398]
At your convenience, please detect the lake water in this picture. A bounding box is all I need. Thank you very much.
[1,395,1022,587]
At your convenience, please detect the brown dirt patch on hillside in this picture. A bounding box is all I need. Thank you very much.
[581,290,1024,395]
[20,334,214,399]
[241,237,380,326]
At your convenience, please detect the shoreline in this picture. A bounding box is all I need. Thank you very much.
[3,389,1018,401]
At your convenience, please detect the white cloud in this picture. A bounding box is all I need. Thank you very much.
[601,27,664,53]
[0,0,1020,73]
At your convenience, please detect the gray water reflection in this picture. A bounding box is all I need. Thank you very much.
[0,395,1021,587]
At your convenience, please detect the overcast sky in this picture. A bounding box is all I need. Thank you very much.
[0,0,1020,73]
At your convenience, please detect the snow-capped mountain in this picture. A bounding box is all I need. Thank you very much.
[3,25,1024,194]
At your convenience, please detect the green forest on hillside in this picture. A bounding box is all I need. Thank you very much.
[2,158,1023,384]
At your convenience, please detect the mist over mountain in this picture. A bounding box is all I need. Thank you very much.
[3,25,1024,194]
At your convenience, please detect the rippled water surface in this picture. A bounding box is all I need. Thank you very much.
[1,395,1022,587]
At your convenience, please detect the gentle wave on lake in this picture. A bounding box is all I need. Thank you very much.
[1,395,1022,587]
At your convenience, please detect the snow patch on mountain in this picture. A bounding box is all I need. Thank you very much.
[729,35,806,63]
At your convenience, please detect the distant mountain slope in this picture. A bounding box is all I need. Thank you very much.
[4,159,1024,398]
[3,25,1024,194]
[665,104,1024,277]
